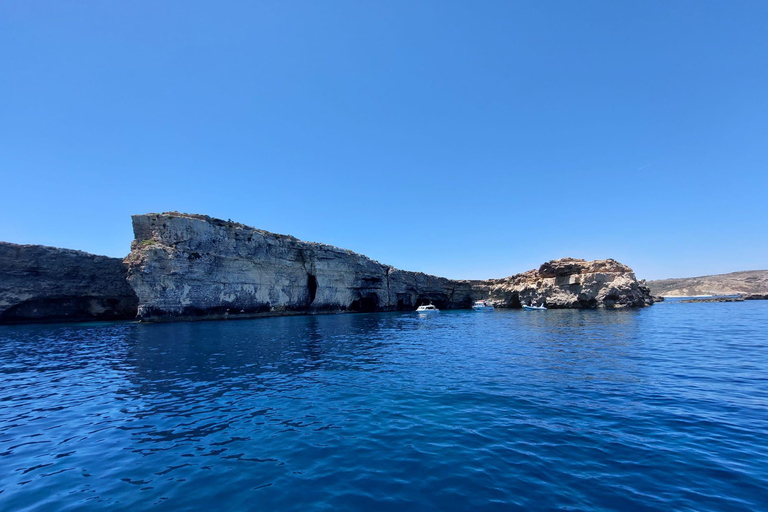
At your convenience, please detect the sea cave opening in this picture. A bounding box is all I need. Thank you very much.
[307,273,318,304]
[349,293,380,312]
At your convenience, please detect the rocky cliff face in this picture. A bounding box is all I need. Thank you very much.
[124,213,653,321]
[481,258,654,308]
[647,270,768,297]
[0,242,138,324]
[125,213,477,321]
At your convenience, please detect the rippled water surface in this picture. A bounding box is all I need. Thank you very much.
[2,302,767,511]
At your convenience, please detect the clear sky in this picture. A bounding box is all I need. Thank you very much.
[1,1,766,281]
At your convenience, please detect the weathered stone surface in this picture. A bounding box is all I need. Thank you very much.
[389,269,478,311]
[0,242,138,324]
[480,258,654,308]
[124,212,477,321]
[124,213,653,321]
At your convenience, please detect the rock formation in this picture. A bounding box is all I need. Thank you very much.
[679,297,745,304]
[124,212,653,321]
[481,258,654,308]
[124,213,478,321]
[0,242,138,324]
[0,213,655,325]
[647,270,768,297]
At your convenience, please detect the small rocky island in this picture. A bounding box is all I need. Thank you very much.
[0,212,655,324]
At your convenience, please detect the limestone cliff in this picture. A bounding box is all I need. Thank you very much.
[124,213,476,320]
[124,212,653,321]
[481,258,654,308]
[0,242,138,324]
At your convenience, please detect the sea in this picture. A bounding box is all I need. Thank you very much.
[1,301,767,511]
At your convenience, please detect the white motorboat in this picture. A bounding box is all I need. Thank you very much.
[416,304,439,313]
[472,300,494,311]
[523,303,547,311]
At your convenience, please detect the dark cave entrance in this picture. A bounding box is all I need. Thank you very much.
[415,296,447,310]
[349,293,380,312]
[307,274,318,304]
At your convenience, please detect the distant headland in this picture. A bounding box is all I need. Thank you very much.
[1,212,657,324]
[647,270,768,299]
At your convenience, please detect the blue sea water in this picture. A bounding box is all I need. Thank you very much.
[1,302,767,511]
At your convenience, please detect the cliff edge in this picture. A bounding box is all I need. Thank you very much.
[124,212,478,320]
[0,242,139,324]
[124,212,653,321]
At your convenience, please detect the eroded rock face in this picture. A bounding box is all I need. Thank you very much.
[482,258,654,308]
[124,213,653,321]
[0,242,139,324]
[124,213,477,321]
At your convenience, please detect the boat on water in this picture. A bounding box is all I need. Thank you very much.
[416,304,439,313]
[523,303,547,311]
[472,300,494,311]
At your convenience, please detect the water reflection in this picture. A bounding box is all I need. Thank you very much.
[516,309,644,386]
[2,304,767,512]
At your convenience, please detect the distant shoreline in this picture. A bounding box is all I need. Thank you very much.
[660,294,768,303]
[661,295,714,298]
[662,294,740,299]
[647,270,768,298]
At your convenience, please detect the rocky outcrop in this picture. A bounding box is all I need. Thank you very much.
[480,258,654,308]
[124,213,477,321]
[647,270,768,297]
[0,242,139,324]
[679,297,745,304]
[124,212,653,321]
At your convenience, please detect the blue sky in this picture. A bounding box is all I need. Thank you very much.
[1,1,766,280]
